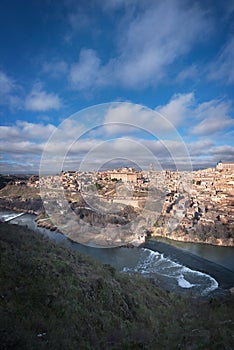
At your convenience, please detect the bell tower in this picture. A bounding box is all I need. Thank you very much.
[216,160,223,171]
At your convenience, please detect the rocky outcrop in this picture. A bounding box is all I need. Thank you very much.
[151,226,234,247]
[0,184,43,214]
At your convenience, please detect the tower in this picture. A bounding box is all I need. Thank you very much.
[216,160,223,171]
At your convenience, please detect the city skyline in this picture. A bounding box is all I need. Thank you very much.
[0,0,234,173]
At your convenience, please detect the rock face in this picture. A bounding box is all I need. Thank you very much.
[71,204,138,227]
[151,225,234,247]
[0,181,145,246]
[0,184,43,214]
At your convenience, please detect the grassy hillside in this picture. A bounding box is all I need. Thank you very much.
[0,183,39,198]
[0,223,233,349]
[0,184,43,213]
[0,175,30,190]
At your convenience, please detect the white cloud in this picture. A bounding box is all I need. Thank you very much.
[208,36,234,84]
[192,117,233,136]
[156,93,194,126]
[208,145,234,163]
[70,49,100,89]
[104,103,153,134]
[0,125,20,140]
[104,102,180,136]
[17,121,56,140]
[215,145,234,155]
[0,121,56,142]
[0,140,44,155]
[76,138,161,169]
[0,120,58,174]
[187,140,214,157]
[69,49,110,90]
[102,95,233,146]
[210,145,234,157]
[176,65,199,83]
[44,138,99,155]
[191,99,233,135]
[75,136,193,172]
[153,94,233,137]
[69,1,212,91]
[1,95,233,173]
[115,1,210,88]
[25,83,62,111]
[103,93,195,139]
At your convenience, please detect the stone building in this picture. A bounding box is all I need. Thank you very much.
[108,168,139,183]
[216,160,234,171]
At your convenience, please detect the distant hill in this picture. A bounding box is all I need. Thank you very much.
[0,174,30,190]
[0,183,43,213]
[0,223,234,349]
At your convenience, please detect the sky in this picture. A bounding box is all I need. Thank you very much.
[0,0,234,174]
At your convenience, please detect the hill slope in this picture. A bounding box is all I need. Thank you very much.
[0,223,233,349]
[0,184,43,213]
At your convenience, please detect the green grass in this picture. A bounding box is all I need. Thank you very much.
[0,222,234,349]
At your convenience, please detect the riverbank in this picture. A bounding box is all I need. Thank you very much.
[1,210,233,298]
[144,239,234,290]
[151,227,234,247]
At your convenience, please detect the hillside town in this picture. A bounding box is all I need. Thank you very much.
[152,161,234,246]
[1,161,234,246]
[31,161,234,246]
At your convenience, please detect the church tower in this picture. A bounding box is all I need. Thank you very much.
[216,160,223,171]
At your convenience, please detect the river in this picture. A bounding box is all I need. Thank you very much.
[1,209,234,298]
[149,237,234,272]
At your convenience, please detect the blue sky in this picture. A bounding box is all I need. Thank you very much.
[0,0,234,173]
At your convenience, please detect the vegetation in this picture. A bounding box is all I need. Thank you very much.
[0,223,234,349]
[111,178,121,182]
[0,183,39,198]
[0,184,43,213]
[95,182,103,190]
[0,174,29,190]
